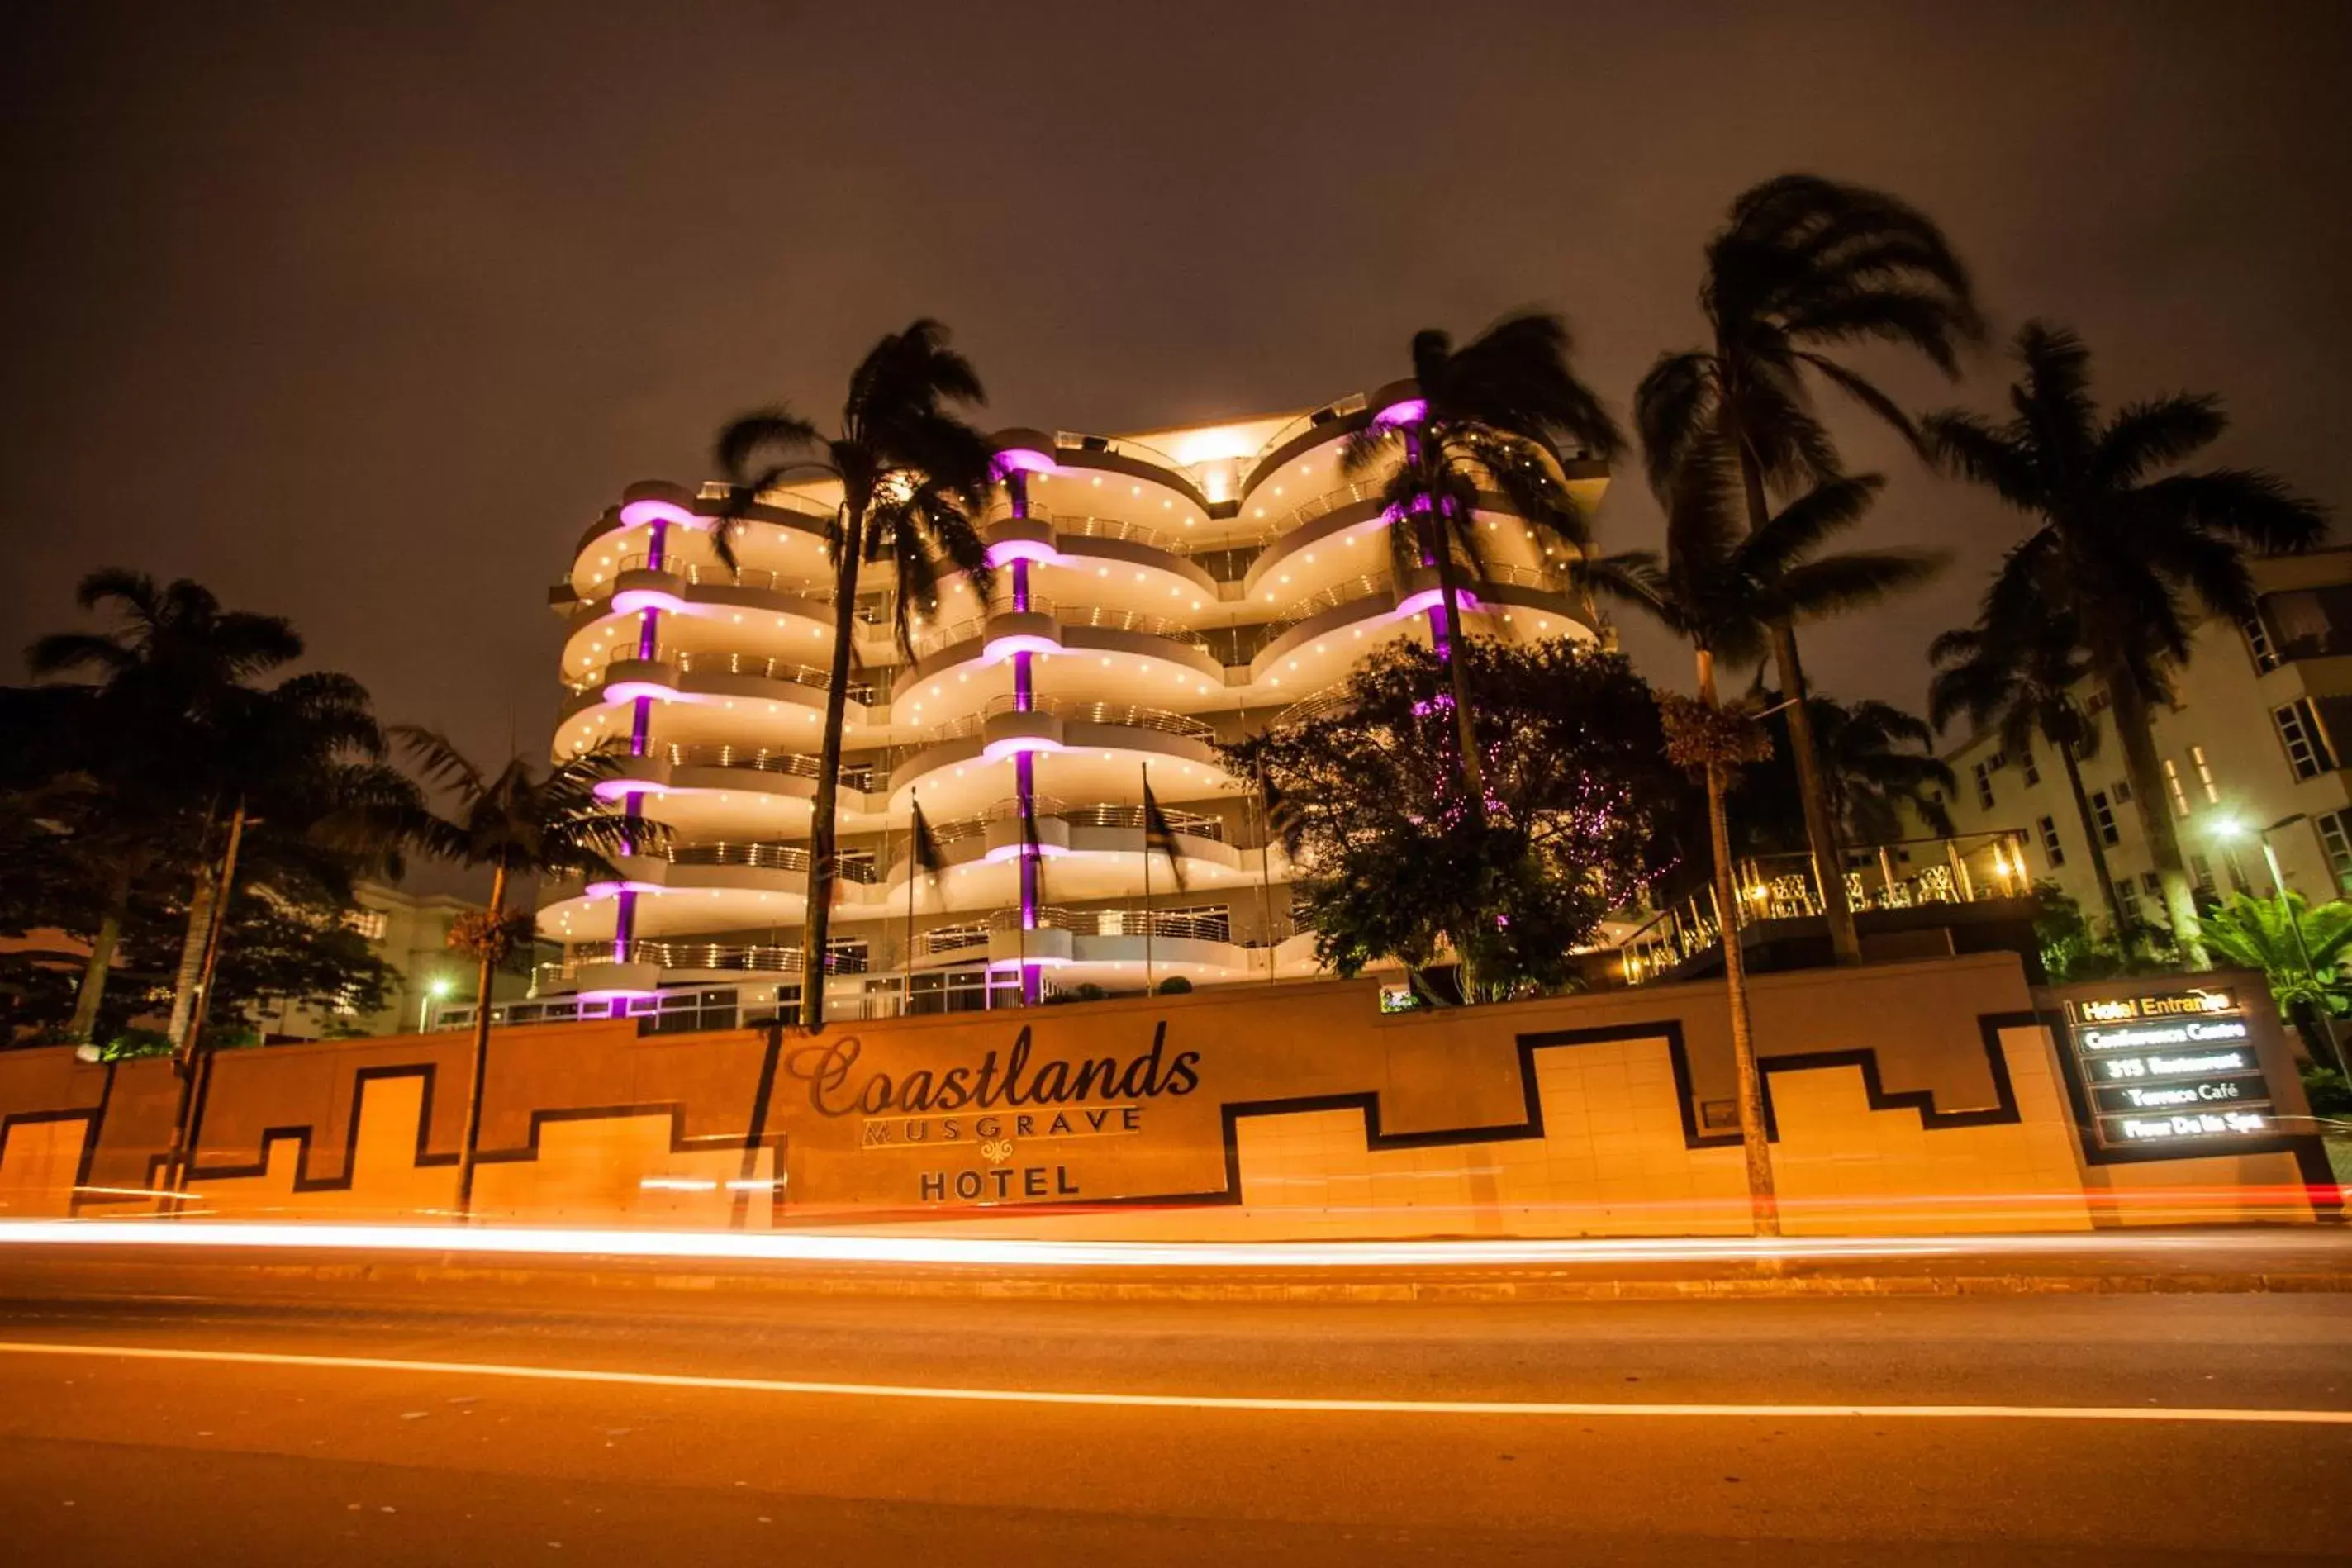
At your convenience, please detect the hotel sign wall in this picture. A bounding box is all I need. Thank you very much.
[2060,986,2277,1148]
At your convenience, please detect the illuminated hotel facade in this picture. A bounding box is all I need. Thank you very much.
[527,387,1608,1023]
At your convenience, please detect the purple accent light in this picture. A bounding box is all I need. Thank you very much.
[611,587,688,615]
[1374,398,1428,428]
[617,498,702,530]
[985,538,1057,568]
[593,775,670,801]
[991,447,1055,478]
[1392,587,1484,621]
[601,678,678,705]
[585,878,666,899]
[981,733,1065,762]
[983,631,1061,663]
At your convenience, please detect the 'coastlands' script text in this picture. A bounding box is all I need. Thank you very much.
[785,1022,1201,1118]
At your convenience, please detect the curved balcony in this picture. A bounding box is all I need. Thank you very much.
[982,504,1219,601]
[539,839,892,940]
[567,481,837,595]
[885,694,1225,817]
[877,798,1252,911]
[557,647,886,733]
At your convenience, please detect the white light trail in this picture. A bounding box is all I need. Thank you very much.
[0,1341,2345,1426]
[0,1219,2328,1270]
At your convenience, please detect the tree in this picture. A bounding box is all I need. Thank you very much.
[1638,174,1983,964]
[1225,639,1687,1003]
[713,320,997,1029]
[1589,444,1942,1236]
[1922,323,2329,966]
[391,730,650,1218]
[2199,891,2352,1071]
[1739,691,1953,853]
[1929,587,2131,942]
[1339,316,1623,820]
[22,571,303,1041]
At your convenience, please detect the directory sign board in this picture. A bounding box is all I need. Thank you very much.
[2060,986,2276,1149]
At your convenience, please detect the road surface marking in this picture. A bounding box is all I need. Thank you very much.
[2,1341,2347,1425]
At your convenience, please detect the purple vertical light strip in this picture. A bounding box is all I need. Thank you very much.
[611,516,667,1010]
[1005,472,1042,1004]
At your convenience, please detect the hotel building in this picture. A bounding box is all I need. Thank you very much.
[1934,548,2352,924]
[523,386,1607,1024]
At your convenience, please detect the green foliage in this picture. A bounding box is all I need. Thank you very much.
[97,1027,173,1061]
[1226,639,1691,1001]
[1154,976,1193,995]
[2033,883,2174,982]
[2198,892,2352,1019]
[2301,1066,2352,1120]
[1737,691,1954,853]
[1044,982,1109,1006]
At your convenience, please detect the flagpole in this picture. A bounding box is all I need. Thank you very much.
[1133,761,1143,991]
[903,791,917,1019]
[1256,758,1277,985]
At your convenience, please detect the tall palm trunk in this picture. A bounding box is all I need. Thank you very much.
[67,858,138,1044]
[799,509,867,1029]
[2103,666,2207,967]
[1697,650,1781,1238]
[2054,738,2131,943]
[169,801,247,1055]
[455,860,510,1220]
[1411,437,1486,819]
[164,880,214,1050]
[1727,418,1860,964]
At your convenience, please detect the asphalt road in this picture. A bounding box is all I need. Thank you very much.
[0,1257,2345,1565]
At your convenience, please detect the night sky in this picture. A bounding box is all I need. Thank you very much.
[5,2,2348,891]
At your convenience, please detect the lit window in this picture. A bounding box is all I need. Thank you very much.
[2273,698,2335,781]
[344,909,388,942]
[2163,760,2189,819]
[2190,744,2220,805]
[2037,815,2065,868]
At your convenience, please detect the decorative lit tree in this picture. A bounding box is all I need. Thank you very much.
[1922,323,2328,967]
[1224,639,1686,1004]
[712,321,997,1028]
[1341,315,1623,820]
[1638,174,1983,964]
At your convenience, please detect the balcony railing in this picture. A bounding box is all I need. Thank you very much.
[986,501,1193,556]
[1616,831,2037,986]
[565,938,871,976]
[1062,604,1213,649]
[981,692,1216,744]
[663,744,820,779]
[986,905,1234,943]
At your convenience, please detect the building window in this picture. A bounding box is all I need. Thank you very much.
[2273,698,2336,780]
[2163,760,2190,818]
[2037,815,2065,868]
[2189,854,2217,896]
[2141,872,2164,900]
[2020,750,2041,787]
[344,909,388,942]
[2085,687,2112,716]
[2090,791,2121,846]
[2245,612,2280,673]
[1972,760,1996,810]
[2190,744,2220,804]
[2111,777,2133,805]
[2317,812,2352,894]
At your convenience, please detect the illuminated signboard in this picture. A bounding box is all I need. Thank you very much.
[2060,987,2277,1148]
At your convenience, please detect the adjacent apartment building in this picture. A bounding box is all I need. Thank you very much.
[1936,549,2352,928]
[528,387,1608,1024]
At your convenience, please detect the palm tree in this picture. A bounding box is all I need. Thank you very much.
[392,729,651,1219]
[25,571,303,1041]
[1928,587,2131,942]
[1745,692,1955,850]
[1342,315,1623,818]
[713,321,997,1029]
[1638,175,1983,963]
[1588,450,1941,1236]
[1922,323,2329,966]
[2199,891,2352,1071]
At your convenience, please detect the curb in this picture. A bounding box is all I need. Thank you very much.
[211,1259,2352,1304]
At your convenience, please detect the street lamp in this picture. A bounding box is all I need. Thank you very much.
[2211,812,2342,1069]
[419,976,454,1034]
